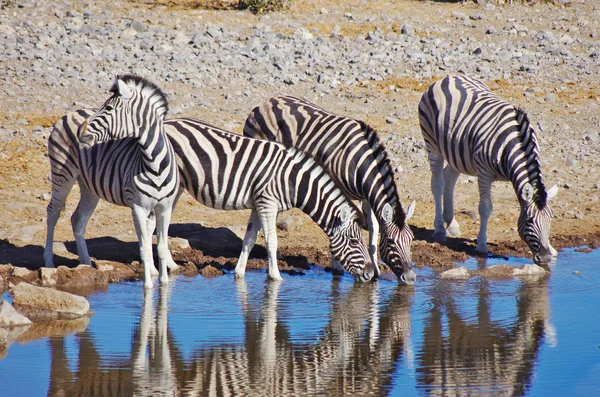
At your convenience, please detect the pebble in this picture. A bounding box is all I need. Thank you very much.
[440,266,470,280]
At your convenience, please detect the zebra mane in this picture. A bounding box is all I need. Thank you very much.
[356,120,406,227]
[285,146,367,228]
[110,74,169,116]
[515,107,547,209]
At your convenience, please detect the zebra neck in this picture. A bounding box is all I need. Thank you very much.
[136,119,169,173]
[293,178,345,237]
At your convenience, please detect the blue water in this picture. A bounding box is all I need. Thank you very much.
[0,248,599,396]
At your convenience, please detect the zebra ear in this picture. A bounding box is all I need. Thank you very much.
[382,203,393,224]
[339,203,353,227]
[406,200,416,220]
[521,183,534,203]
[117,78,134,100]
[546,184,559,200]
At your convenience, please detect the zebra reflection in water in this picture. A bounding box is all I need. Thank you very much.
[45,279,413,396]
[416,274,554,396]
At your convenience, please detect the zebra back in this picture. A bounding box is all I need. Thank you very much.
[244,95,415,282]
[165,117,373,280]
[419,75,548,207]
[244,95,406,224]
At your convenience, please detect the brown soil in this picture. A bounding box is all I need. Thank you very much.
[1,0,599,284]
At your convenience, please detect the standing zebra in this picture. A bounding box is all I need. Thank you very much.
[418,75,558,264]
[46,110,375,282]
[166,118,375,282]
[44,74,180,288]
[244,95,416,284]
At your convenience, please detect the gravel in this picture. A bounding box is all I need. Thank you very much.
[0,0,598,226]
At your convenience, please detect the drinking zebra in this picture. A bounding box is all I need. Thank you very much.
[165,118,375,282]
[46,111,375,282]
[44,74,180,288]
[244,95,416,284]
[418,75,558,264]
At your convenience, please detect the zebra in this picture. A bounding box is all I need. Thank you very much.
[43,74,180,288]
[418,75,559,264]
[244,95,416,284]
[45,110,375,282]
[165,118,375,282]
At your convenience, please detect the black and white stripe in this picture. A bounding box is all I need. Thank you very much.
[44,109,375,282]
[44,75,180,288]
[244,95,416,284]
[166,118,375,282]
[418,75,558,264]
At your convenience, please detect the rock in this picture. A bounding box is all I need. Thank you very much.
[513,264,547,277]
[200,265,224,278]
[39,267,57,287]
[545,93,556,102]
[12,282,92,321]
[130,19,148,33]
[480,265,514,278]
[169,237,190,252]
[440,266,470,279]
[451,11,466,21]
[0,301,33,327]
[96,263,114,272]
[56,265,108,289]
[11,267,31,278]
[401,24,414,36]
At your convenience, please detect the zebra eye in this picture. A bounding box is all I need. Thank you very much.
[349,238,360,246]
[105,105,114,111]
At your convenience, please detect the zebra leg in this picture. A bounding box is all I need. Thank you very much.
[362,200,381,278]
[154,202,176,284]
[145,212,160,277]
[475,174,494,254]
[429,154,446,241]
[44,178,77,267]
[443,165,461,237]
[235,209,261,278]
[132,205,156,289]
[71,181,100,266]
[257,206,283,281]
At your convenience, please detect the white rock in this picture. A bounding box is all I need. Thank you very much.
[0,301,33,327]
[96,263,114,272]
[12,282,91,321]
[40,267,57,287]
[11,267,31,278]
[513,264,547,277]
[440,266,471,279]
[169,237,190,251]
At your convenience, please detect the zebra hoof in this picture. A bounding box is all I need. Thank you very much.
[149,266,160,277]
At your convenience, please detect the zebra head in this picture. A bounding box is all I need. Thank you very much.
[78,74,168,147]
[379,200,417,285]
[518,183,559,265]
[330,203,376,282]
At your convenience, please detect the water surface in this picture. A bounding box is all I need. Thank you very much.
[1,248,599,396]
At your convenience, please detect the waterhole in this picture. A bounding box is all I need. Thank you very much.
[1,248,598,396]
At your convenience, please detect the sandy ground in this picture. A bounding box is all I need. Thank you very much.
[1,0,599,282]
